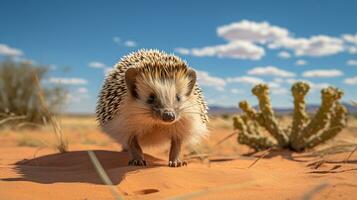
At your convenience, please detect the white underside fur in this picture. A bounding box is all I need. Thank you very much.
[101,98,208,150]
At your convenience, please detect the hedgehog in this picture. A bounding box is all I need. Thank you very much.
[96,49,208,167]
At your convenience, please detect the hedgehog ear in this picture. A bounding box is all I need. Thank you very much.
[186,69,197,96]
[125,68,139,98]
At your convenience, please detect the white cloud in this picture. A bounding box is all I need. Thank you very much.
[178,41,265,60]
[48,77,88,85]
[267,82,281,88]
[227,76,264,85]
[310,82,331,90]
[113,36,137,47]
[302,69,343,78]
[270,35,344,57]
[174,48,190,55]
[217,20,289,43]
[297,36,344,56]
[124,40,137,47]
[89,61,107,68]
[0,44,24,57]
[196,70,226,90]
[271,87,288,95]
[344,76,357,85]
[176,20,356,60]
[342,34,357,45]
[285,78,331,91]
[347,59,357,66]
[277,51,291,59]
[347,46,357,54]
[113,36,121,44]
[247,66,295,77]
[66,93,89,103]
[77,87,88,94]
[296,59,307,66]
[230,88,243,94]
[273,78,284,83]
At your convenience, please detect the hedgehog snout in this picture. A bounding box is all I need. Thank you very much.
[162,109,176,122]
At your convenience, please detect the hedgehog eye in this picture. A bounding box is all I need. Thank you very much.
[147,93,156,104]
[176,94,181,102]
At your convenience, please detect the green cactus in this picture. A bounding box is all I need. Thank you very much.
[305,102,347,149]
[233,116,275,151]
[233,82,348,152]
[251,84,289,147]
[290,81,310,150]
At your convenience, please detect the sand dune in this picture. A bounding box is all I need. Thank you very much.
[1,146,357,200]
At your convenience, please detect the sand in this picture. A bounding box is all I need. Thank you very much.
[0,116,357,200]
[0,146,356,200]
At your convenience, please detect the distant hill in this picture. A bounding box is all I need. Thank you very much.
[208,102,357,115]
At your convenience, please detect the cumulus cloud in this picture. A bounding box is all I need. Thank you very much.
[347,59,357,66]
[296,59,307,66]
[230,88,243,94]
[176,20,355,60]
[89,61,113,76]
[277,51,291,59]
[89,61,107,68]
[174,48,190,55]
[302,69,343,78]
[217,20,289,43]
[227,76,264,85]
[271,87,289,95]
[247,66,295,77]
[267,82,281,88]
[48,77,88,85]
[176,41,265,60]
[284,78,331,91]
[113,36,137,47]
[270,35,344,57]
[344,76,357,85]
[0,44,24,57]
[66,93,89,103]
[342,34,357,45]
[347,46,357,54]
[124,40,137,47]
[273,78,284,83]
[196,70,226,90]
[77,87,88,94]
[113,36,121,44]
[310,82,331,90]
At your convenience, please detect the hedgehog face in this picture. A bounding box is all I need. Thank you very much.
[125,67,197,125]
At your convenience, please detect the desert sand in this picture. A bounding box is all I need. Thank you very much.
[0,116,356,200]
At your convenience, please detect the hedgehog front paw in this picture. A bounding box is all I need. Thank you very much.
[168,160,187,167]
[128,159,147,166]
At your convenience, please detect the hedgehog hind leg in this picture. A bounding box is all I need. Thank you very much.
[168,136,187,167]
[127,136,147,166]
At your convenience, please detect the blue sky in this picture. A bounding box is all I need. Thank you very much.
[0,0,356,113]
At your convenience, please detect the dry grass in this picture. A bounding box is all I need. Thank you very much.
[33,74,68,153]
[0,114,356,158]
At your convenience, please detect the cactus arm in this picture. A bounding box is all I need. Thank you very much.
[241,115,259,135]
[305,102,348,148]
[233,116,274,151]
[293,87,343,151]
[302,87,343,138]
[239,101,265,125]
[251,84,289,147]
[290,82,310,150]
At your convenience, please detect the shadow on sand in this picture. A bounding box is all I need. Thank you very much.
[2,150,164,185]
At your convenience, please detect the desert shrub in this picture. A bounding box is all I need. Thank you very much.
[233,82,348,152]
[0,60,66,126]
